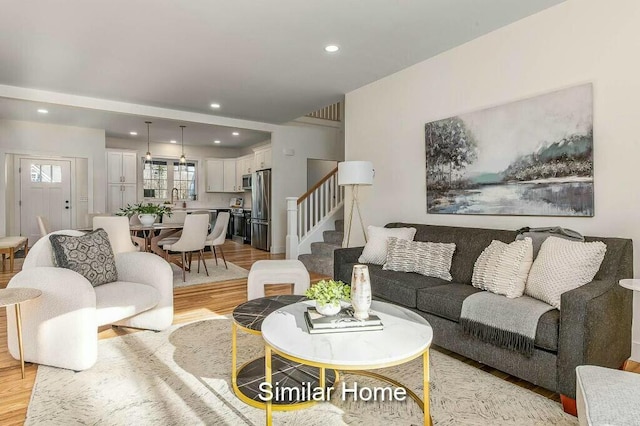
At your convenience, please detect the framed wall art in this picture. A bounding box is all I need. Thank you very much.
[425,83,593,216]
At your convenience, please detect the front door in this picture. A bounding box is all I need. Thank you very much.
[20,158,72,243]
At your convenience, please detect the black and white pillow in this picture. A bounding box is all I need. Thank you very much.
[49,229,118,287]
[383,237,456,281]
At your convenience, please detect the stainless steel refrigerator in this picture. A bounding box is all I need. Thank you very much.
[251,169,271,251]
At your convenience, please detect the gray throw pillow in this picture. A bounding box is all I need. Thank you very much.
[49,229,118,287]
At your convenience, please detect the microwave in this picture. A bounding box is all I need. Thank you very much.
[242,174,252,190]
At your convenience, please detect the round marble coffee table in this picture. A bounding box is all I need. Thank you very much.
[0,287,42,379]
[261,300,434,426]
[231,295,337,410]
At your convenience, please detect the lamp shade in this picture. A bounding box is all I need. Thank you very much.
[338,161,374,186]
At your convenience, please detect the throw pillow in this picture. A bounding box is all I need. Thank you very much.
[358,226,417,265]
[472,237,533,298]
[383,237,456,281]
[525,237,607,309]
[49,228,118,287]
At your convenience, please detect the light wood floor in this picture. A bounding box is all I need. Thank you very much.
[1,240,638,424]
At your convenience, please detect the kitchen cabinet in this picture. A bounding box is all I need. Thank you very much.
[236,154,254,190]
[106,150,137,212]
[223,159,238,192]
[107,184,137,213]
[254,146,271,170]
[205,159,224,192]
[107,151,137,184]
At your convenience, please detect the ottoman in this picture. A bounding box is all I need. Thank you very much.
[247,260,310,300]
[576,365,640,425]
[0,236,28,273]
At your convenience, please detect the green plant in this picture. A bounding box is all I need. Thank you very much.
[305,279,350,307]
[117,202,173,218]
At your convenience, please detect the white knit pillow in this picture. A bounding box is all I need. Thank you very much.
[383,237,456,281]
[472,237,533,298]
[358,226,417,265]
[525,237,606,309]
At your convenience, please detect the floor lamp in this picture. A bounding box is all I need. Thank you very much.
[338,161,374,248]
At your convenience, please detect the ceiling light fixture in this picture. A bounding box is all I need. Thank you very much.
[145,121,152,161]
[179,125,187,164]
[214,140,221,144]
[232,132,239,136]
[170,140,177,144]
[325,45,339,53]
[130,131,138,136]
[210,103,221,109]
[37,109,48,114]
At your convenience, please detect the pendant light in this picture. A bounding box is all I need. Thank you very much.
[179,125,187,163]
[145,121,152,161]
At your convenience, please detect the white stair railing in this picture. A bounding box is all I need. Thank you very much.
[286,168,344,259]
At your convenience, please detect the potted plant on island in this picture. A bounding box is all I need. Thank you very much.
[117,202,172,226]
[305,279,351,316]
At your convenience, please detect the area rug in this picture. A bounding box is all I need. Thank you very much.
[25,318,577,425]
[171,259,249,288]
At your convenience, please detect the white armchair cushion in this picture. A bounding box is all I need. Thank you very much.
[94,282,160,326]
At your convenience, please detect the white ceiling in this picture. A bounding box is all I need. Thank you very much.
[0,0,563,139]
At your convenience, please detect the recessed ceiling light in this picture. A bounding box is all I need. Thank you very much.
[130,131,138,136]
[37,109,48,114]
[210,103,221,109]
[214,140,221,144]
[170,140,177,144]
[325,45,339,53]
[232,132,239,136]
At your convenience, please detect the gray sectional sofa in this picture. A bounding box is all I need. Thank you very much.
[333,223,633,407]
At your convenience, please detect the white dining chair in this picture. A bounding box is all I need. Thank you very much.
[206,211,230,269]
[93,216,145,254]
[160,213,210,282]
[36,216,50,238]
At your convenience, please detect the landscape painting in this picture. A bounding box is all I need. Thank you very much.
[425,84,593,216]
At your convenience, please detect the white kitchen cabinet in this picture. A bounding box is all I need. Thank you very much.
[107,151,137,184]
[205,159,224,192]
[106,150,137,212]
[254,146,271,170]
[107,184,137,213]
[223,159,237,192]
[236,154,254,191]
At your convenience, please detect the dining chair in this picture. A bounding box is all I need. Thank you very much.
[36,216,50,238]
[160,214,209,282]
[206,211,230,269]
[93,216,145,254]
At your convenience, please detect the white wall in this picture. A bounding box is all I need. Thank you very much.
[345,0,640,272]
[271,121,344,253]
[0,119,105,235]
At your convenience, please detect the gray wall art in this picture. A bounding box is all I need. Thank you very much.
[425,84,593,216]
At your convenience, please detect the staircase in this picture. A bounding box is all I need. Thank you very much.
[298,219,343,277]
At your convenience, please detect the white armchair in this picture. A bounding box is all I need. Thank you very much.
[6,230,173,371]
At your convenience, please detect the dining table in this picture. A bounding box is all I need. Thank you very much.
[129,223,184,257]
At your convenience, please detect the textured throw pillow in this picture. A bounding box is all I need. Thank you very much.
[472,237,533,298]
[525,237,607,309]
[358,226,417,265]
[383,237,456,281]
[49,229,118,287]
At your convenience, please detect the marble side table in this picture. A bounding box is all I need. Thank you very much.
[0,287,42,378]
[620,279,640,362]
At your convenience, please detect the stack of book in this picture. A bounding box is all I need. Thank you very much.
[304,307,383,334]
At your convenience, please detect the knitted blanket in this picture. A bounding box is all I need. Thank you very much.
[460,291,555,357]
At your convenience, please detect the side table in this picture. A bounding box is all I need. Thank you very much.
[0,287,42,378]
[620,279,640,362]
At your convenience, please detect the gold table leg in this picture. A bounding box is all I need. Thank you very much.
[15,303,25,379]
[319,367,326,389]
[265,345,273,426]
[424,348,431,426]
[231,322,237,388]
